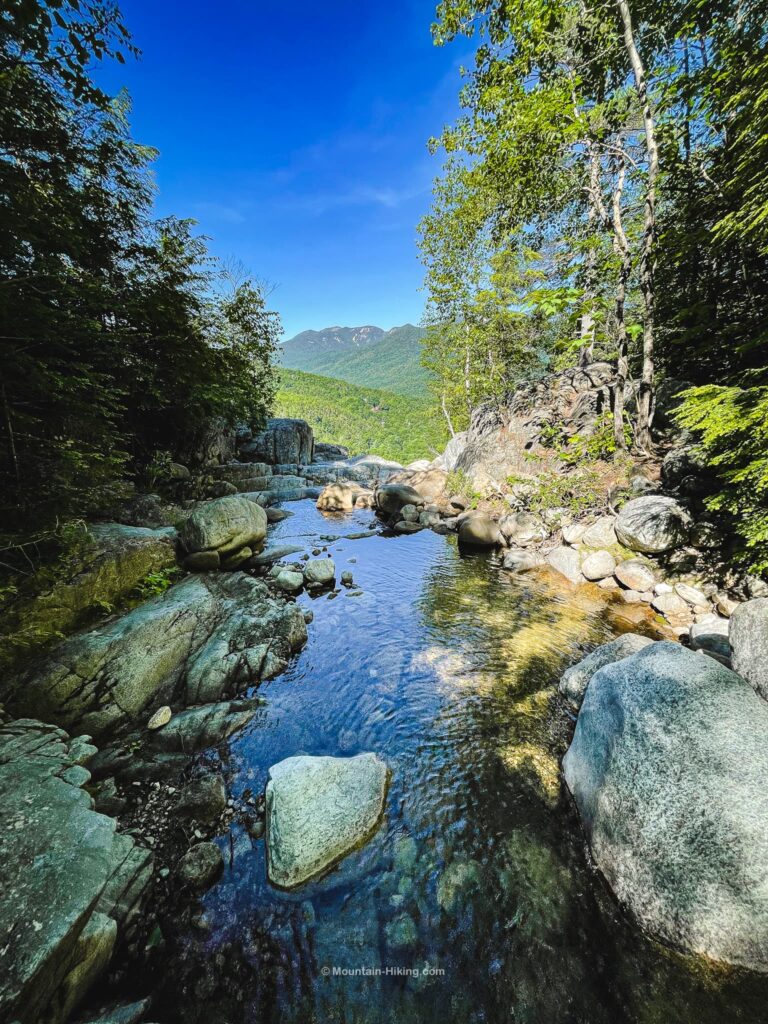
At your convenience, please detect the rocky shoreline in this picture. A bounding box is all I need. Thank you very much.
[2,375,767,1021]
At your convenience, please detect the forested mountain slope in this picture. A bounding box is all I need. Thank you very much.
[279,324,430,397]
[275,368,447,463]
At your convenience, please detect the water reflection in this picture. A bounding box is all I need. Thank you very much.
[145,500,768,1024]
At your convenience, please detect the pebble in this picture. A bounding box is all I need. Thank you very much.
[147,705,172,730]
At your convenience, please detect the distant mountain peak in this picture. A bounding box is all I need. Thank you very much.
[279,323,429,398]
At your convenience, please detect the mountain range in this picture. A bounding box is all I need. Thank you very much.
[279,323,429,398]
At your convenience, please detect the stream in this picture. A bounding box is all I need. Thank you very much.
[147,499,768,1023]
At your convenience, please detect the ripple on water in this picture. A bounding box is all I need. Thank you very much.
[146,499,768,1024]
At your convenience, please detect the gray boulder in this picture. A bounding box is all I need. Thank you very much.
[615,496,691,553]
[431,431,468,473]
[266,753,388,888]
[458,514,503,548]
[563,642,768,971]
[178,494,267,557]
[8,574,306,740]
[689,614,730,659]
[240,417,313,465]
[375,482,422,517]
[303,558,336,586]
[559,633,655,710]
[499,512,547,546]
[730,598,768,700]
[274,569,304,593]
[545,546,583,585]
[0,720,151,1024]
[177,775,227,824]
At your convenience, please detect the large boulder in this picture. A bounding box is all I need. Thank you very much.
[730,598,768,700]
[7,574,306,740]
[563,642,768,971]
[386,468,448,504]
[458,514,503,548]
[615,496,692,554]
[0,524,177,666]
[266,753,388,888]
[559,633,655,710]
[178,495,267,556]
[240,418,313,465]
[0,720,151,1024]
[316,481,373,512]
[375,482,423,517]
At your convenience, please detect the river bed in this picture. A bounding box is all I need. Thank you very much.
[145,499,768,1023]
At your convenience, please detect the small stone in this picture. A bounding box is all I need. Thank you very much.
[385,913,418,950]
[615,559,656,593]
[715,592,740,618]
[147,706,172,731]
[341,571,354,586]
[303,558,336,586]
[303,609,314,624]
[177,842,223,891]
[654,582,673,595]
[581,550,617,581]
[275,570,304,593]
[674,582,709,607]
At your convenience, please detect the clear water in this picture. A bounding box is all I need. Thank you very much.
[150,500,768,1023]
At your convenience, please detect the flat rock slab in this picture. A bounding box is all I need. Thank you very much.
[266,753,388,889]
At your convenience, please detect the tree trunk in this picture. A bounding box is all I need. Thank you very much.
[464,326,472,420]
[578,143,601,367]
[610,146,632,449]
[617,0,659,450]
[441,392,456,438]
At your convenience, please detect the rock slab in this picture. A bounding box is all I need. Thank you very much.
[731,598,768,700]
[563,642,768,972]
[266,753,387,888]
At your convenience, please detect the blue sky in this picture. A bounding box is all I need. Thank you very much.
[98,1,472,339]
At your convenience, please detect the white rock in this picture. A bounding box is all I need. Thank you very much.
[147,705,172,730]
[303,559,336,586]
[581,550,617,581]
[674,582,709,607]
[581,517,618,549]
[562,523,587,545]
[545,546,583,585]
[615,560,656,593]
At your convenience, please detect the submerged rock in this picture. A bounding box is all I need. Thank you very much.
[0,720,151,1024]
[177,841,223,891]
[563,642,768,972]
[458,514,502,548]
[615,496,691,554]
[266,753,388,888]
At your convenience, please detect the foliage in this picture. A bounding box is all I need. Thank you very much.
[445,469,483,509]
[134,567,181,599]
[0,1,279,542]
[275,369,449,464]
[675,384,768,572]
[508,468,606,517]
